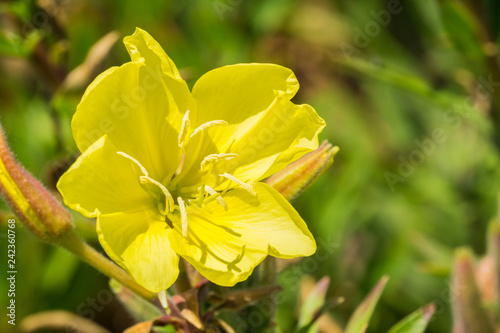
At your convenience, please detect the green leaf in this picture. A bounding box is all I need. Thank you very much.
[0,32,20,57]
[345,276,389,333]
[335,57,489,130]
[388,303,436,333]
[297,277,330,333]
[438,0,486,72]
[0,30,42,57]
[109,279,163,322]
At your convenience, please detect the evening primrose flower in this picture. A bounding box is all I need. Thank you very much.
[57,28,325,292]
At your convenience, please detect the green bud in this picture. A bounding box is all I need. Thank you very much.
[0,125,73,241]
[266,140,339,201]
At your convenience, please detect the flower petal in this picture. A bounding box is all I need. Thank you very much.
[97,210,179,292]
[168,182,316,286]
[192,63,298,126]
[184,64,324,187]
[229,99,325,182]
[72,28,194,180]
[124,27,184,81]
[57,135,153,218]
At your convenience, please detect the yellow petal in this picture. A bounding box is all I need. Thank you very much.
[181,64,324,187]
[168,182,316,286]
[72,28,194,180]
[97,210,179,292]
[192,63,298,126]
[230,99,325,183]
[124,27,183,81]
[57,135,154,218]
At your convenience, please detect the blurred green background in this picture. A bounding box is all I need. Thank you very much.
[2,0,500,332]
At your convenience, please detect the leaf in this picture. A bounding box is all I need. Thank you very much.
[334,57,489,131]
[0,30,42,57]
[180,309,204,330]
[124,320,154,333]
[294,276,343,333]
[207,284,283,310]
[438,0,486,72]
[387,303,436,333]
[58,31,120,93]
[297,276,330,331]
[109,279,164,322]
[19,310,110,333]
[345,276,389,333]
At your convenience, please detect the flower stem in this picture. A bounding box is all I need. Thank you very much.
[259,256,277,332]
[175,259,192,293]
[58,230,155,300]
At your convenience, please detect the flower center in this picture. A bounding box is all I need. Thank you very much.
[117,110,257,238]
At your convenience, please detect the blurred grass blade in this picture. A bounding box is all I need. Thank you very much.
[110,279,163,322]
[333,57,489,130]
[58,30,120,94]
[387,303,435,333]
[345,276,389,333]
[0,30,42,57]
[451,248,495,333]
[20,310,111,333]
[437,0,486,72]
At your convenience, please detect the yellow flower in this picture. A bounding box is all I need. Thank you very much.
[57,28,325,292]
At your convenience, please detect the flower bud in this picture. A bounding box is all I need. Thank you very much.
[451,248,495,333]
[0,125,73,241]
[266,140,339,201]
[488,221,500,305]
[475,255,496,305]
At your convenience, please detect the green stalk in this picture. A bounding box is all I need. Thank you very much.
[58,230,155,300]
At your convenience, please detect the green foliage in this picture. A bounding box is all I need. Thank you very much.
[2,0,500,332]
[387,304,435,333]
[345,276,388,333]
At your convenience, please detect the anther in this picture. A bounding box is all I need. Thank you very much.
[219,173,257,196]
[177,197,188,237]
[204,185,228,210]
[117,151,175,212]
[200,153,238,170]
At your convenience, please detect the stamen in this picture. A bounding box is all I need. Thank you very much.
[117,151,175,212]
[190,120,228,139]
[174,152,185,177]
[204,185,228,210]
[117,152,148,175]
[200,153,238,170]
[178,110,191,148]
[219,173,257,196]
[178,197,188,237]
